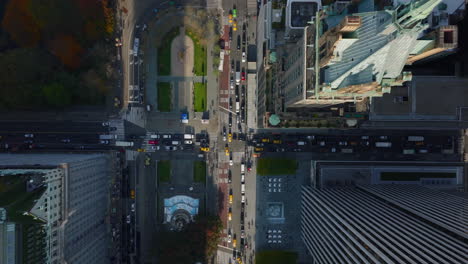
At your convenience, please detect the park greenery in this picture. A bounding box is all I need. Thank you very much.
[158,161,171,183]
[155,214,222,263]
[157,27,180,76]
[194,82,207,112]
[194,161,206,183]
[256,250,298,264]
[257,158,298,175]
[157,82,172,112]
[186,29,207,76]
[0,0,115,110]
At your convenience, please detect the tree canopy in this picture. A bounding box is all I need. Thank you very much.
[155,214,223,263]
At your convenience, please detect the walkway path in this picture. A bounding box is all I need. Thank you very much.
[156,76,207,82]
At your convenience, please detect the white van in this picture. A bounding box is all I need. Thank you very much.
[297,141,306,146]
[241,184,245,194]
[241,194,245,203]
[241,174,245,183]
[150,134,160,139]
[171,141,180,145]
[241,164,245,173]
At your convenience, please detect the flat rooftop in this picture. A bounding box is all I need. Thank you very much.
[371,76,468,120]
[290,1,319,28]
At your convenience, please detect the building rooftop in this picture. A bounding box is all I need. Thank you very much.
[290,1,319,28]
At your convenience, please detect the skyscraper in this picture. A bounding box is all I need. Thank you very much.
[301,185,468,264]
[0,154,110,264]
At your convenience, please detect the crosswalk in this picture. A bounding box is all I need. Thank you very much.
[109,119,125,140]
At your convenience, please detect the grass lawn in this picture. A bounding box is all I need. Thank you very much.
[255,250,298,264]
[193,82,207,112]
[186,30,207,76]
[193,161,206,184]
[157,82,171,112]
[257,158,298,175]
[158,27,180,76]
[380,172,456,181]
[158,161,171,183]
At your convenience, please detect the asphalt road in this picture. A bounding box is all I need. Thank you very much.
[0,120,116,152]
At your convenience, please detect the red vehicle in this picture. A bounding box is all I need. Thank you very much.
[148,140,158,145]
[241,71,245,81]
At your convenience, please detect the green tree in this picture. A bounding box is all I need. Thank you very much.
[41,82,72,108]
[0,47,55,109]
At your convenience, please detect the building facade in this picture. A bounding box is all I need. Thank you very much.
[301,185,468,263]
[0,154,110,264]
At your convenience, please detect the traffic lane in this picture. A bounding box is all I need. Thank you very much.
[230,162,242,251]
[139,152,158,260]
[1,133,112,147]
[0,121,109,133]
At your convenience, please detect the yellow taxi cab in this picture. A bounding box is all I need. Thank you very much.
[201,147,210,152]
[228,13,233,24]
[232,238,237,248]
[137,148,146,152]
[233,21,237,31]
[262,138,270,143]
[228,208,232,221]
[273,139,282,144]
[130,189,135,199]
[225,147,230,156]
[254,147,264,152]
[229,194,233,204]
[228,133,232,142]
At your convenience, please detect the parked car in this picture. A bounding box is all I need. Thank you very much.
[148,140,158,145]
[102,122,110,126]
[24,134,34,138]
[100,140,109,144]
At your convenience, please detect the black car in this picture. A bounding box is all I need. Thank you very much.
[229,113,232,127]
[237,35,241,50]
[242,32,246,45]
[241,85,245,97]
[229,98,233,110]
[243,23,246,33]
[229,26,233,40]
[228,170,232,183]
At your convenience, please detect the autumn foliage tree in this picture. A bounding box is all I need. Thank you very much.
[0,0,115,108]
[156,214,223,263]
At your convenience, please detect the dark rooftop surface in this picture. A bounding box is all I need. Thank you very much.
[290,2,318,28]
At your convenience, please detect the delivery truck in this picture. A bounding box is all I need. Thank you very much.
[115,141,134,147]
[99,134,117,140]
[375,142,392,148]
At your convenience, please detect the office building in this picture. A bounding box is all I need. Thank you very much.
[0,154,110,264]
[301,185,468,263]
[282,0,457,109]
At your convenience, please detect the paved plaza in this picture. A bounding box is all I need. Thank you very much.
[254,160,310,263]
